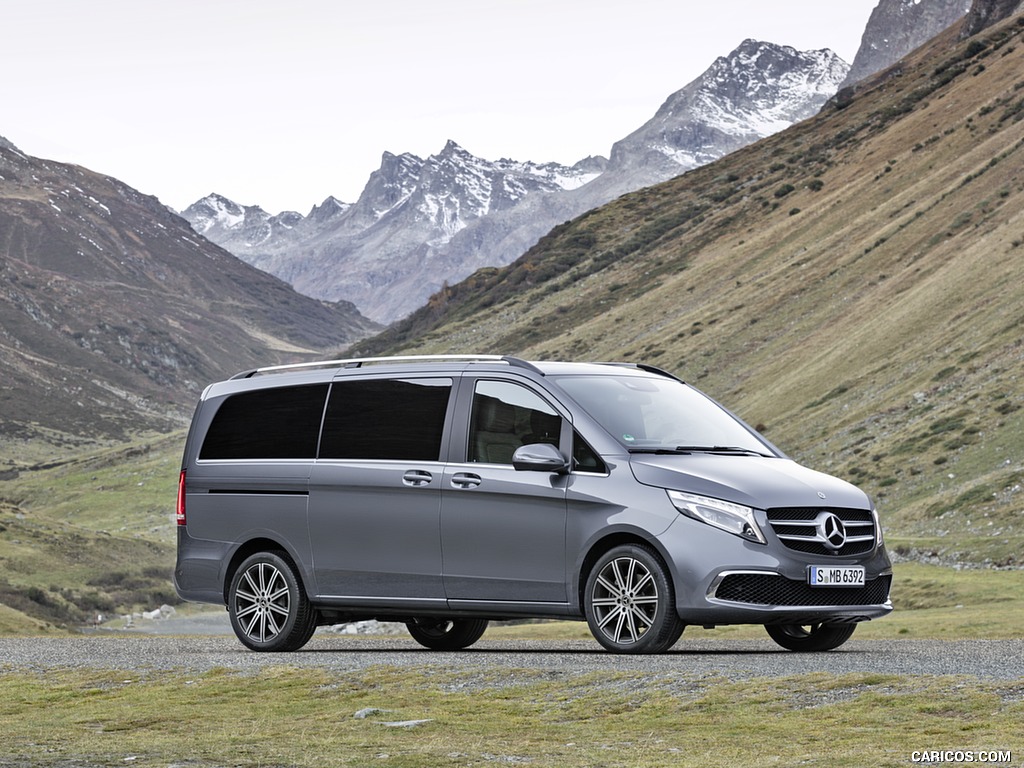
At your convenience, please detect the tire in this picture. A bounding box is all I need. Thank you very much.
[584,543,684,654]
[228,551,318,652]
[765,622,857,652]
[405,618,488,650]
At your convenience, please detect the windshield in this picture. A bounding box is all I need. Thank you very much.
[552,373,774,455]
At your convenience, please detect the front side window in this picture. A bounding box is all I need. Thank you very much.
[469,380,561,464]
[320,378,452,461]
[199,384,329,460]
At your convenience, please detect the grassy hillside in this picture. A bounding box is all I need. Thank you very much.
[355,17,1024,565]
[0,434,181,630]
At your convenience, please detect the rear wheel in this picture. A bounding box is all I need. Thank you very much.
[765,622,856,652]
[406,618,489,650]
[228,552,317,652]
[584,543,684,654]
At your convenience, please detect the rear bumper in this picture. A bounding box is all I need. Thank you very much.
[173,527,232,605]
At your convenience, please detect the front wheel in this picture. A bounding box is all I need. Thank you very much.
[765,622,856,652]
[406,618,488,650]
[584,543,684,654]
[228,551,317,652]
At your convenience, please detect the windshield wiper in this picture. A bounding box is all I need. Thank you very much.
[627,445,772,456]
[672,445,773,457]
[627,447,692,455]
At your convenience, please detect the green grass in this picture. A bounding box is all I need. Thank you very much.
[0,666,1019,767]
[1,431,184,541]
[0,433,182,629]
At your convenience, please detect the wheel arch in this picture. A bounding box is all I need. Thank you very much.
[575,530,677,613]
[223,537,309,604]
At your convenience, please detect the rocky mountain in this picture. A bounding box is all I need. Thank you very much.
[356,6,1024,566]
[183,143,606,322]
[583,41,849,199]
[960,0,1024,34]
[841,0,974,88]
[0,140,379,451]
[185,41,849,324]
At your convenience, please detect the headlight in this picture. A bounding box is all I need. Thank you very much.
[871,502,884,546]
[667,490,766,544]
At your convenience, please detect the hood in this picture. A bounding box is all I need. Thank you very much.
[630,454,871,510]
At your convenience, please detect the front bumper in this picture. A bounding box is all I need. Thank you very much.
[658,514,893,626]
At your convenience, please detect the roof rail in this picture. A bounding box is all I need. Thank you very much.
[597,362,684,382]
[230,354,537,380]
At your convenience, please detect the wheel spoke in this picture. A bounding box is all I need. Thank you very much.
[610,559,628,592]
[595,574,619,595]
[255,563,269,593]
[628,603,653,629]
[243,609,263,639]
[632,570,654,594]
[242,570,261,596]
[596,604,619,629]
[265,610,282,638]
[235,603,260,620]
[268,601,291,617]
[623,558,637,592]
[623,607,639,642]
[631,595,659,606]
[613,607,628,642]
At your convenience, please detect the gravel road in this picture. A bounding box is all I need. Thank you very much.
[2,633,1021,681]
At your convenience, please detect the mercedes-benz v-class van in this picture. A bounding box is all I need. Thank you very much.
[174,355,892,653]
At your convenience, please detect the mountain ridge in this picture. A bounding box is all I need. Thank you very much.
[185,40,850,323]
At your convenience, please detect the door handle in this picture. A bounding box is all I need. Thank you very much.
[402,470,433,487]
[450,472,482,489]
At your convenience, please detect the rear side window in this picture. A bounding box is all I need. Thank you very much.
[199,384,329,460]
[320,378,452,461]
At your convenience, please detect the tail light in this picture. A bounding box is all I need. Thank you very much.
[176,470,187,526]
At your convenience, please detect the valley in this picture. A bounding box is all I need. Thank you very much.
[1,2,1022,635]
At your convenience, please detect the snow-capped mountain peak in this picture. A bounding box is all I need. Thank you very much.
[181,193,307,249]
[606,40,849,179]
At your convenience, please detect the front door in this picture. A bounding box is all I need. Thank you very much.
[441,379,569,605]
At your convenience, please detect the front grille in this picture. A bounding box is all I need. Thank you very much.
[766,507,876,557]
[714,573,891,607]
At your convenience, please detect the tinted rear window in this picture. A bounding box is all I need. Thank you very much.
[199,384,329,460]
[320,378,452,461]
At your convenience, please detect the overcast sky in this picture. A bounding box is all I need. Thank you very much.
[3,1,879,214]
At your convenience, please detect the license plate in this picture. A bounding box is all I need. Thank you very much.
[809,565,865,587]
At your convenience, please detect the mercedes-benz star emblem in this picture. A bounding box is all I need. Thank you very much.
[819,512,847,550]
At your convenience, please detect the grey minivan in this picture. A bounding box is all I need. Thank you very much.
[174,355,892,653]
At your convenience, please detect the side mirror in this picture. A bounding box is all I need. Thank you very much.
[512,443,569,474]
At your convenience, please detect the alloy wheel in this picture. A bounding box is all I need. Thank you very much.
[234,560,291,644]
[590,555,660,646]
